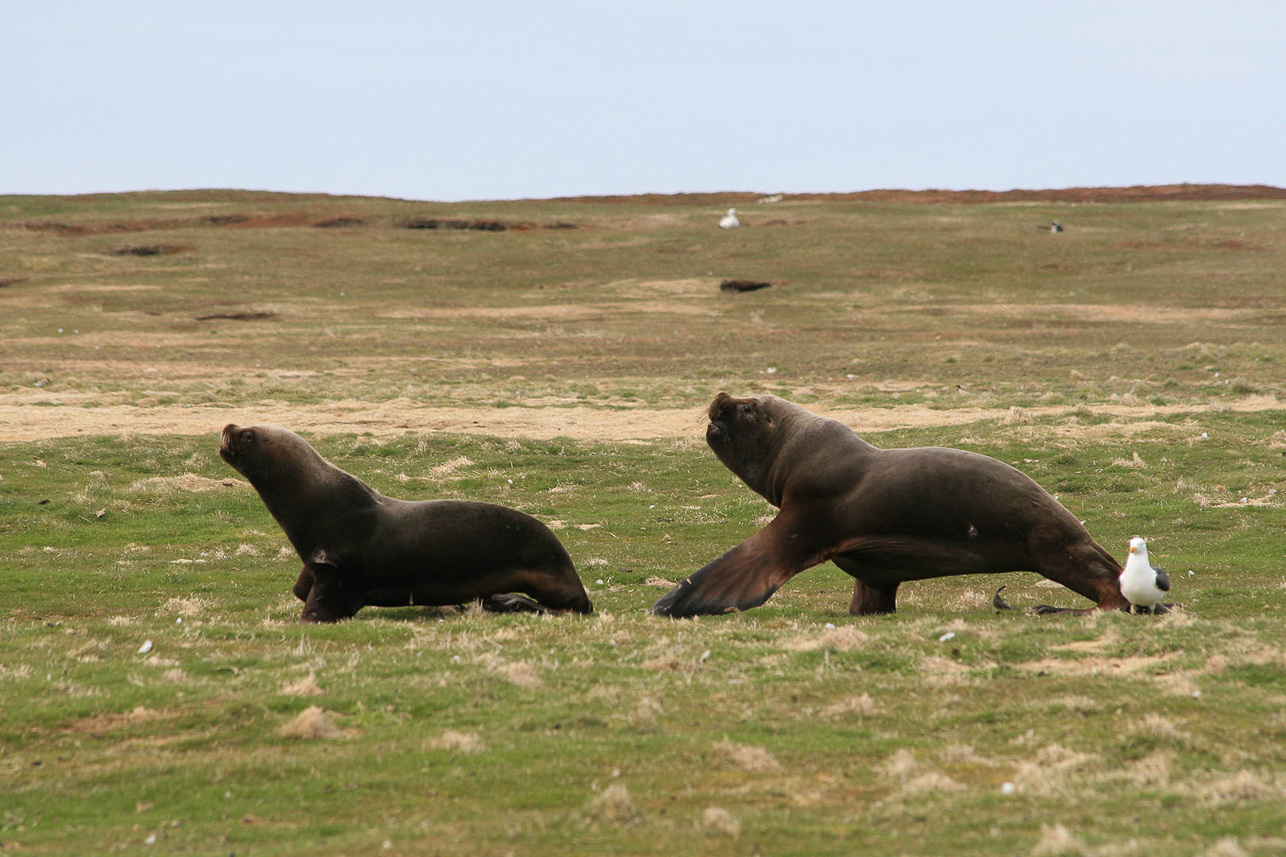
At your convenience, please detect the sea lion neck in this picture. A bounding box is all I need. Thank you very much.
[224,425,379,541]
[761,404,874,506]
[258,450,376,521]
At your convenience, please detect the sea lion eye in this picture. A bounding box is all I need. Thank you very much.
[738,404,754,417]
[240,430,255,444]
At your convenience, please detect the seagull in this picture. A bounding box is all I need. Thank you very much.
[1119,537,1171,614]
[719,208,740,229]
[1050,220,1063,233]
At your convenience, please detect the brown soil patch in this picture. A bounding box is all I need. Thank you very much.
[114,244,190,257]
[65,706,170,736]
[194,311,278,322]
[374,296,721,322]
[13,211,323,235]
[16,218,187,236]
[3,392,1285,443]
[374,304,606,322]
[953,303,1261,324]
[1019,652,1177,678]
[314,217,365,228]
[403,217,536,232]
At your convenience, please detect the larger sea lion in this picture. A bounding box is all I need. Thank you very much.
[220,424,592,622]
[652,393,1128,617]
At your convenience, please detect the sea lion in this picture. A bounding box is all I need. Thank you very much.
[219,424,592,622]
[651,393,1129,617]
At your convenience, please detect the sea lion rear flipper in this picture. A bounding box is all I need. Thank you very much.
[482,593,554,614]
[651,513,825,617]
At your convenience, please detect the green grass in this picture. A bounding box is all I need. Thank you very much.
[3,189,1286,855]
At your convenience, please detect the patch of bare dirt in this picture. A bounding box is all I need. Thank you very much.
[953,303,1262,323]
[374,304,605,321]
[13,211,320,235]
[202,212,316,229]
[65,706,170,735]
[1018,652,1178,678]
[114,244,190,256]
[374,295,722,322]
[194,311,278,322]
[404,217,529,232]
[3,391,1285,443]
[16,218,187,236]
[314,217,365,228]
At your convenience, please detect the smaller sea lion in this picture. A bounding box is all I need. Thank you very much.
[219,424,592,622]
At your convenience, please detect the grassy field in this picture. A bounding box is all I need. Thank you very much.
[3,187,1286,855]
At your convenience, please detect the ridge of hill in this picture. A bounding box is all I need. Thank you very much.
[7,183,1284,208]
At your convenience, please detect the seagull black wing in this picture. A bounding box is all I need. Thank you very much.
[1153,566,1171,593]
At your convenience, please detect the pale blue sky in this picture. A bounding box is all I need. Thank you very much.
[3,1,1282,201]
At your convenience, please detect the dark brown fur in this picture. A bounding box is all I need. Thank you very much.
[652,393,1128,617]
[219,424,592,622]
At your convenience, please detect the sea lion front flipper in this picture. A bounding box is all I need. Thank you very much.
[292,565,316,602]
[651,512,827,618]
[299,562,363,623]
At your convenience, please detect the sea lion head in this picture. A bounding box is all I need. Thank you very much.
[220,423,266,474]
[706,392,862,507]
[705,392,792,500]
[219,423,323,486]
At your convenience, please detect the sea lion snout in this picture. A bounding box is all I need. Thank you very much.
[706,392,743,443]
[219,424,238,460]
[219,424,255,463]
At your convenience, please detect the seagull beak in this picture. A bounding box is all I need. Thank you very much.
[1128,545,1137,554]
